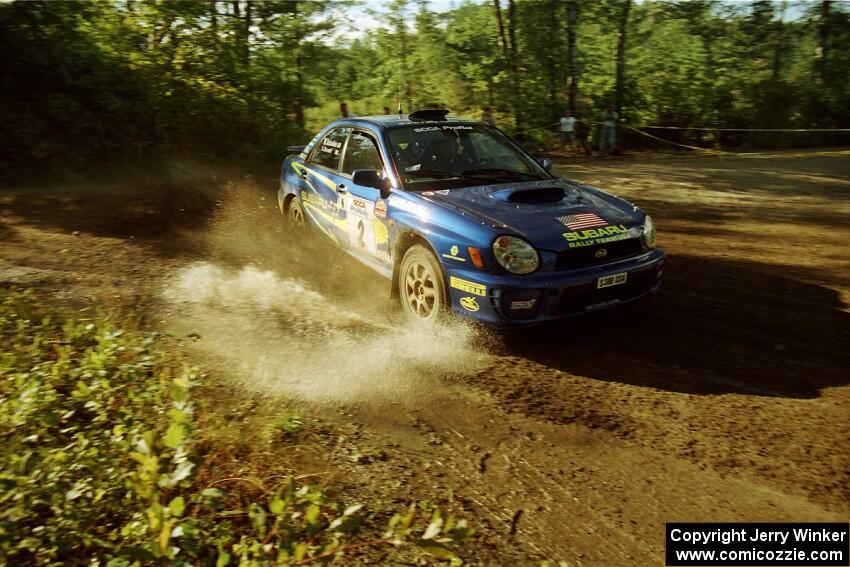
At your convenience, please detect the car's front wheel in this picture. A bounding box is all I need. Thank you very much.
[399,244,447,323]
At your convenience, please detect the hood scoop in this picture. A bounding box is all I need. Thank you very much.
[490,186,566,205]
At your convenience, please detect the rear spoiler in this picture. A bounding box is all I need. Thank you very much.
[287,145,306,155]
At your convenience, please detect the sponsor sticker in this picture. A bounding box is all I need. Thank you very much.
[450,276,486,296]
[563,224,631,248]
[301,191,323,207]
[348,198,369,218]
[373,218,389,244]
[459,296,480,312]
[413,125,473,132]
[320,138,343,155]
[442,245,466,262]
[392,198,430,219]
[374,200,387,218]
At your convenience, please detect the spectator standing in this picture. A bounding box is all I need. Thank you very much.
[574,117,591,156]
[481,107,496,126]
[383,106,391,115]
[340,102,357,118]
[559,110,577,152]
[598,105,618,154]
[293,101,305,129]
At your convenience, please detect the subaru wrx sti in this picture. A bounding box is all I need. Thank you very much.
[278,109,665,326]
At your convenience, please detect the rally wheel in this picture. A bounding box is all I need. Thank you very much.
[287,196,306,229]
[399,244,446,322]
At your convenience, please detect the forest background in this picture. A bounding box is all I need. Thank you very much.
[2,0,849,180]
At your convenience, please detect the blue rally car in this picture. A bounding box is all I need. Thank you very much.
[278,109,665,327]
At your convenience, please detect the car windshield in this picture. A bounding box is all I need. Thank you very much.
[386,123,550,189]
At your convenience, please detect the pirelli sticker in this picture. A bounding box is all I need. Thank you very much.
[450,276,486,297]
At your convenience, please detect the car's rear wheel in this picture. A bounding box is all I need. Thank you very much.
[287,196,306,229]
[399,244,447,323]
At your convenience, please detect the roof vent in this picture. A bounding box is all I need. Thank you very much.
[408,109,449,121]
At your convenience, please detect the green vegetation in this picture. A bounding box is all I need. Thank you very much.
[0,289,471,565]
[2,0,849,180]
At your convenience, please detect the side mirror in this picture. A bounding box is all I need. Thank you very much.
[352,169,391,199]
[538,158,553,172]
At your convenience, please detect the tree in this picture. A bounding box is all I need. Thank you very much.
[492,0,521,129]
[615,0,632,118]
[3,0,849,180]
[565,0,580,115]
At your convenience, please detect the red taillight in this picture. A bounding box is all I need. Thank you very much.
[468,247,485,269]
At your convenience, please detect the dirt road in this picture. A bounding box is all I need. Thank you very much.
[2,151,848,565]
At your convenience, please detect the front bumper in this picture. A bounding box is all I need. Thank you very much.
[446,247,666,327]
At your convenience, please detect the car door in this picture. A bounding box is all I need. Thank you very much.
[338,130,392,265]
[297,127,351,244]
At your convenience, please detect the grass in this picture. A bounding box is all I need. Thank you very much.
[0,288,472,566]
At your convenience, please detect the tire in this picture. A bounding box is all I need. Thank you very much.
[398,244,447,323]
[286,195,307,229]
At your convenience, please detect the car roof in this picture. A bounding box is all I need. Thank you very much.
[334,114,480,130]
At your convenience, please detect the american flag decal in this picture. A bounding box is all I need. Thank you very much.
[558,212,608,230]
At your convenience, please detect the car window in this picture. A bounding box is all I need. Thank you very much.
[385,124,548,188]
[341,131,383,175]
[467,131,528,171]
[308,127,351,171]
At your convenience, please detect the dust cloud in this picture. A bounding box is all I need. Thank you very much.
[161,181,491,404]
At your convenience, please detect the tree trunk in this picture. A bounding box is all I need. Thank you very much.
[614,0,631,119]
[565,0,579,115]
[808,0,831,125]
[399,23,410,111]
[209,1,218,47]
[507,0,521,130]
[492,0,509,58]
[814,0,830,83]
[290,1,304,127]
[492,0,521,131]
[507,0,517,55]
[771,0,785,81]
[243,0,251,69]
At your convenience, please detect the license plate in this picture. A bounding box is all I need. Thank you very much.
[597,272,628,289]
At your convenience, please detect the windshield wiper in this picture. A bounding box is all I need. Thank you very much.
[460,168,542,181]
[406,169,460,179]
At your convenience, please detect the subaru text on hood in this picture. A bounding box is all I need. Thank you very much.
[278,109,665,327]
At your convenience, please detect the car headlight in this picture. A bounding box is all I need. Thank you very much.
[643,214,657,249]
[492,235,539,274]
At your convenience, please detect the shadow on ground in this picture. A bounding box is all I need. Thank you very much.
[499,253,850,399]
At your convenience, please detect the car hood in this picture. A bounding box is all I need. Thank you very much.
[419,178,642,251]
